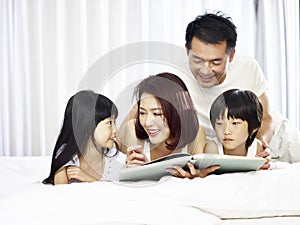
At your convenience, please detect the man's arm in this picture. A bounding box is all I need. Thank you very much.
[257,92,275,147]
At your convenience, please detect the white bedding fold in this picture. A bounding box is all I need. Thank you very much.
[0,157,300,225]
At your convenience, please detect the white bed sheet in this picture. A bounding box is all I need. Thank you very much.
[0,156,300,225]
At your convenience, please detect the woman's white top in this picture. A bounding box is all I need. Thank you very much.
[143,140,188,161]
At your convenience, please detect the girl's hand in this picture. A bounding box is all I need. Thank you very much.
[66,166,97,182]
[166,162,220,179]
[126,145,148,167]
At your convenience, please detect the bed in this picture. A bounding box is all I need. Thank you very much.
[0,156,300,225]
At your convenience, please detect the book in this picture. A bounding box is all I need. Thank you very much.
[118,153,267,181]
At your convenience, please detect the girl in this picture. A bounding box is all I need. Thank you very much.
[43,90,126,185]
[204,89,264,156]
[120,72,219,178]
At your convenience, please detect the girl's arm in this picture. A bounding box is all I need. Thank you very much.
[187,126,206,155]
[54,166,98,184]
[54,167,69,185]
[66,166,98,182]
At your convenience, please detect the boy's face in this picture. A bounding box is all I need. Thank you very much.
[215,108,249,156]
[187,37,235,88]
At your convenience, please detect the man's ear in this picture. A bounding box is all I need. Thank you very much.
[229,49,236,62]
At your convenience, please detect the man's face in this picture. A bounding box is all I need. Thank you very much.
[187,37,235,88]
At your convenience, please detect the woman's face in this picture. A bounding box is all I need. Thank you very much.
[139,92,170,145]
[94,116,117,149]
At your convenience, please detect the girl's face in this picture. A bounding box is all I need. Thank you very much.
[215,108,249,155]
[94,116,117,149]
[139,92,170,145]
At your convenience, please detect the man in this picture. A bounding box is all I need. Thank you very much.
[181,11,299,163]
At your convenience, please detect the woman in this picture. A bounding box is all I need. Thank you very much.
[118,72,219,178]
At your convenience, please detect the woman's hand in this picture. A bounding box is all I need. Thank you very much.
[66,166,97,182]
[166,162,220,179]
[126,145,148,167]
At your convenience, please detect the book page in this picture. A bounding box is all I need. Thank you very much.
[191,154,266,174]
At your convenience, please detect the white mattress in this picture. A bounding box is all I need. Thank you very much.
[0,156,300,225]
